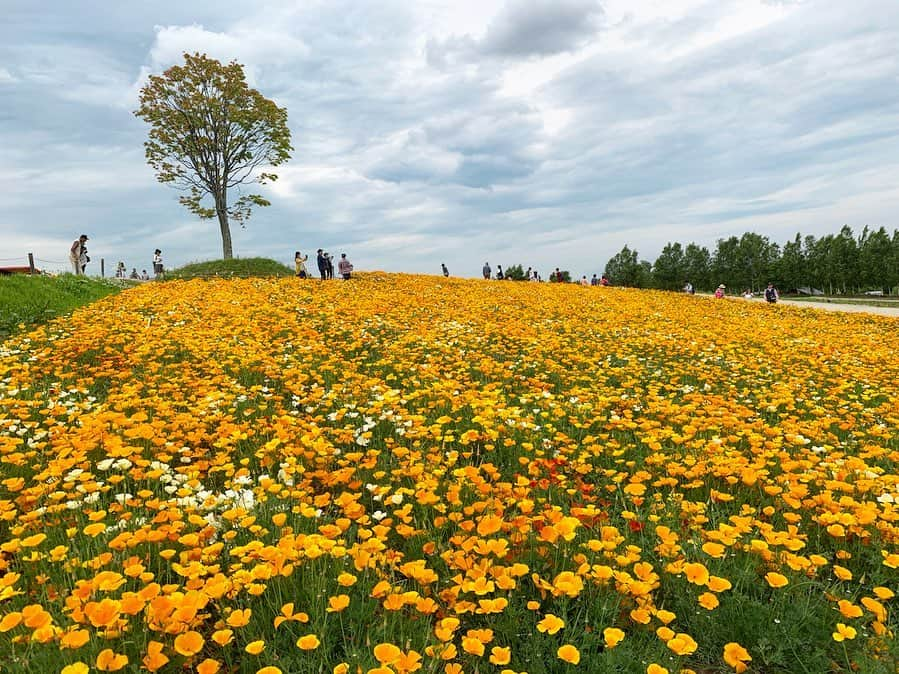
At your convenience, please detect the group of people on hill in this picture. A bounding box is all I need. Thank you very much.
[706,282,779,303]
[479,263,546,281]
[70,234,163,280]
[295,250,354,280]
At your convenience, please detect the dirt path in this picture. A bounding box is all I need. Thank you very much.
[767,299,899,318]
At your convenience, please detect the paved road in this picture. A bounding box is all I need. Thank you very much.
[767,298,899,318]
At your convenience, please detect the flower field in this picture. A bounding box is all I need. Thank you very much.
[0,274,897,674]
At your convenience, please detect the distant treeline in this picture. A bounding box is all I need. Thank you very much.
[602,225,899,294]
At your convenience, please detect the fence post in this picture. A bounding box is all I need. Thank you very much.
[28,253,35,275]
[100,258,105,278]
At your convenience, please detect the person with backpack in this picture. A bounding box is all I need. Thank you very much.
[764,282,779,304]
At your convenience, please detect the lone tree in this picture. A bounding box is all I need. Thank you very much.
[135,52,292,259]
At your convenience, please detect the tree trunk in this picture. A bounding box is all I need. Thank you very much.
[215,188,233,260]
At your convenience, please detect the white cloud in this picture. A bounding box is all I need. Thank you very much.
[1,0,898,278]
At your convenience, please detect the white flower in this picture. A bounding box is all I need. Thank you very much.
[372,510,387,521]
[389,493,403,505]
[96,458,115,471]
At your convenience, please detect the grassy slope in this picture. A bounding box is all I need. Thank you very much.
[167,257,293,280]
[0,275,126,338]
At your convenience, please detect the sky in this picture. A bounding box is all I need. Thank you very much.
[2,0,899,278]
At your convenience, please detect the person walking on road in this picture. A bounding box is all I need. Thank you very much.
[69,235,88,275]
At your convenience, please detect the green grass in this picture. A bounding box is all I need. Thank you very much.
[0,274,127,339]
[167,257,294,280]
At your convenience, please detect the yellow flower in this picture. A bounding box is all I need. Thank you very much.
[489,646,511,665]
[374,643,402,664]
[297,634,321,650]
[96,649,129,672]
[603,627,625,648]
[337,572,358,587]
[327,594,350,612]
[683,563,709,586]
[666,633,698,656]
[698,592,720,610]
[707,576,732,593]
[61,665,89,674]
[174,631,205,657]
[246,640,265,655]
[701,542,726,558]
[557,644,580,664]
[462,637,485,657]
[60,628,91,649]
[832,623,857,642]
[536,614,565,634]
[837,599,863,619]
[226,608,252,627]
[647,665,669,674]
[197,660,221,674]
[723,642,752,673]
[212,629,234,646]
[0,612,22,632]
[832,565,852,581]
[764,572,788,588]
[142,641,169,672]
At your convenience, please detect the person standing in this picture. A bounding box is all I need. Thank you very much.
[325,253,334,280]
[153,249,164,280]
[295,251,308,278]
[442,263,449,277]
[80,242,90,274]
[316,249,327,280]
[482,262,491,280]
[715,284,726,298]
[69,235,88,275]
[683,281,694,294]
[496,265,504,280]
[338,253,354,280]
[764,282,779,304]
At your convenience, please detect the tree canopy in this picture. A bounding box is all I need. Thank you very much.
[603,225,899,293]
[135,52,292,259]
